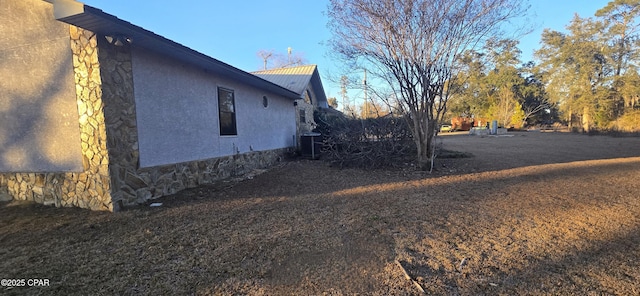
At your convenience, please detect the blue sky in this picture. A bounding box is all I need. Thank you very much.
[83,0,612,104]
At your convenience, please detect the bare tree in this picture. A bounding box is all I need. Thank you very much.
[257,50,274,70]
[327,0,529,171]
[257,48,308,70]
[272,49,307,68]
[327,97,339,108]
[340,75,350,113]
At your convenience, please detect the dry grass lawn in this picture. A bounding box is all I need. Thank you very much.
[1,131,640,295]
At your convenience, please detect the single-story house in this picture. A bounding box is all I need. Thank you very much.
[0,0,304,211]
[252,65,329,144]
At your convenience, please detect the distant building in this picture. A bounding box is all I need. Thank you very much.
[253,65,331,146]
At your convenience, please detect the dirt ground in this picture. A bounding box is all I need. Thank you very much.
[1,131,640,295]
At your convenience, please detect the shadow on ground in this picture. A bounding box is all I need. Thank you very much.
[1,133,640,295]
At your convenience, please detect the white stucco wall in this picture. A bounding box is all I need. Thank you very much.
[132,49,296,168]
[0,0,83,172]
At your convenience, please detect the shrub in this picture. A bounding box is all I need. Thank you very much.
[610,110,640,133]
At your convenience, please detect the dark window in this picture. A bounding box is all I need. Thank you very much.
[299,109,306,123]
[263,96,269,108]
[218,87,237,136]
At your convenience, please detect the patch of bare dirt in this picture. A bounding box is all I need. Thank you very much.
[1,132,640,295]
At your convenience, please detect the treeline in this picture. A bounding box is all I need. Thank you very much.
[449,0,640,132]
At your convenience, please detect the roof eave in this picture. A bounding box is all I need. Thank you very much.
[51,0,300,100]
[311,68,329,107]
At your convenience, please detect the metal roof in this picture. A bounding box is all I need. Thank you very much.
[51,0,301,100]
[252,65,317,95]
[252,65,328,107]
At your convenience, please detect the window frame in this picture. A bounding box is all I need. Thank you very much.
[218,87,237,136]
[299,108,306,123]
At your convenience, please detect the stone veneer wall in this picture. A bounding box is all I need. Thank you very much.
[0,26,113,211]
[0,26,290,212]
[112,149,288,210]
[296,99,317,148]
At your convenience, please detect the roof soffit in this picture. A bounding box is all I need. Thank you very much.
[51,0,300,100]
